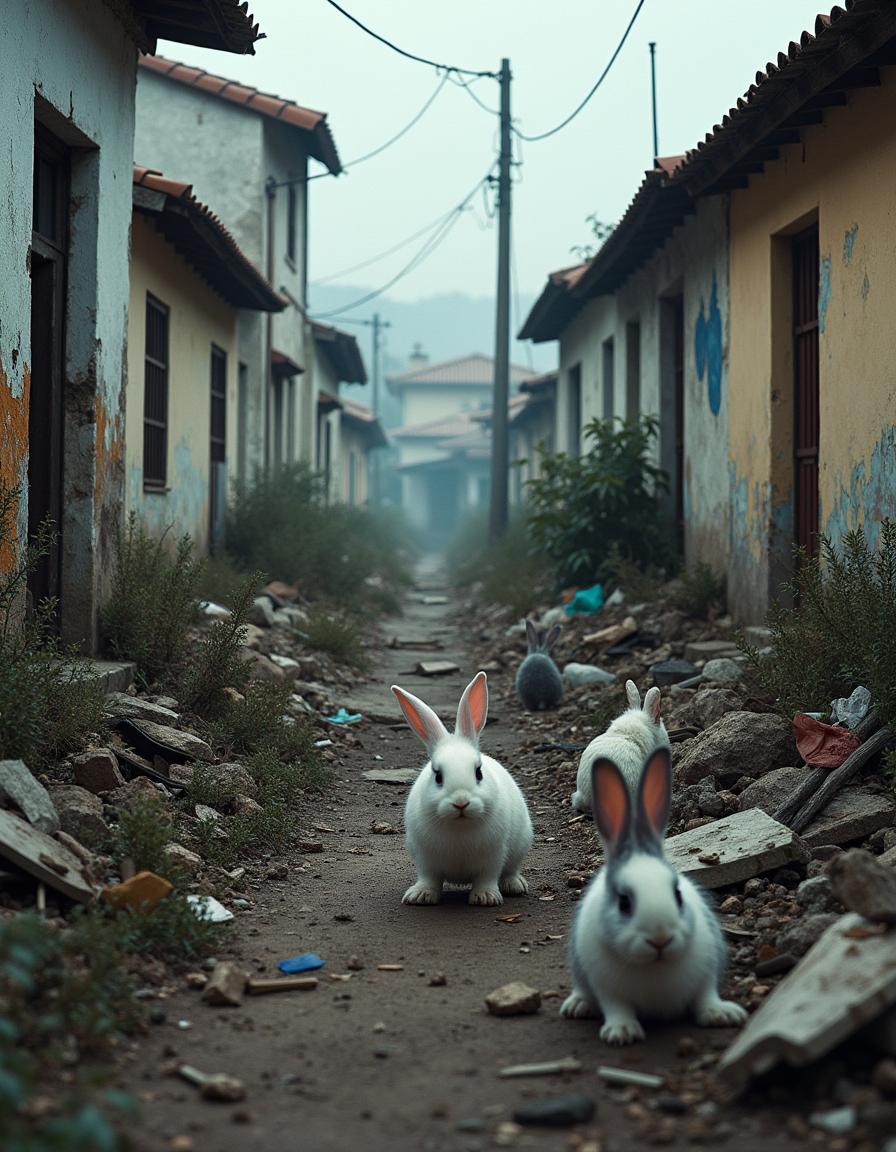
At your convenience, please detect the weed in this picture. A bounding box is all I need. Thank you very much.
[179,573,258,718]
[601,545,664,604]
[107,793,173,875]
[672,561,727,619]
[305,608,368,667]
[449,513,553,617]
[113,893,224,968]
[198,553,258,608]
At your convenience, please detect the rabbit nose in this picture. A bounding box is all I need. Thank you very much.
[453,801,470,811]
[648,935,672,953]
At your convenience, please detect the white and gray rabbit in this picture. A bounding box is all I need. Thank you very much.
[391,671,533,907]
[570,679,670,812]
[516,620,564,711]
[562,746,747,1045]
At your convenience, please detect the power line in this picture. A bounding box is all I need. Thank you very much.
[514,0,647,142]
[322,0,495,78]
[448,72,500,116]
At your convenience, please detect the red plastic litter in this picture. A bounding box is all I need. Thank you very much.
[793,713,861,768]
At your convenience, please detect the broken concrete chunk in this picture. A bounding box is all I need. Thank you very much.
[202,962,248,1007]
[163,842,202,876]
[676,711,797,786]
[665,808,810,890]
[248,597,276,628]
[197,762,257,800]
[269,653,300,678]
[485,982,541,1017]
[0,759,60,834]
[828,849,896,924]
[801,787,896,847]
[70,749,125,795]
[103,692,179,723]
[0,808,96,902]
[47,784,109,846]
[414,660,460,677]
[130,721,215,763]
[363,768,418,785]
[718,912,896,1093]
[702,658,743,683]
[683,639,742,664]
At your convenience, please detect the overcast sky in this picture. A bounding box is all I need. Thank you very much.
[162,1,824,310]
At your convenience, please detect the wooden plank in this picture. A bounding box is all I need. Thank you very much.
[0,809,96,904]
[665,808,810,890]
[791,727,893,832]
[718,912,896,1093]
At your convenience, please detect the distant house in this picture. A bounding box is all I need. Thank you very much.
[127,166,284,553]
[0,0,261,650]
[134,54,342,482]
[510,372,557,506]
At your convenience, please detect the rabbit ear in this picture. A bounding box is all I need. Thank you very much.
[525,619,538,651]
[643,686,662,724]
[456,671,488,745]
[636,746,672,844]
[625,680,642,710]
[391,685,447,754]
[591,757,632,854]
[544,624,562,652]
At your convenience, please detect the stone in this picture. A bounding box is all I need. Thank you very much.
[741,625,773,649]
[47,784,109,845]
[233,794,263,816]
[650,659,699,687]
[70,749,125,794]
[665,808,810,889]
[264,580,299,603]
[237,649,285,682]
[202,961,248,1007]
[738,766,815,815]
[240,624,266,651]
[103,692,179,723]
[131,720,215,763]
[776,913,840,957]
[168,764,195,786]
[0,759,60,834]
[195,804,223,823]
[801,787,896,847]
[513,1095,595,1127]
[164,842,202,875]
[872,1058,896,1096]
[702,658,743,683]
[269,654,300,679]
[881,845,896,868]
[582,616,638,647]
[177,1065,246,1102]
[485,982,541,1016]
[796,876,842,915]
[413,660,460,677]
[676,712,797,786]
[684,639,742,663]
[248,597,276,628]
[674,688,744,731]
[809,1107,856,1136]
[199,763,258,800]
[0,808,96,902]
[106,776,165,810]
[828,849,896,924]
[60,659,134,694]
[562,663,615,688]
[362,768,418,785]
[273,605,308,628]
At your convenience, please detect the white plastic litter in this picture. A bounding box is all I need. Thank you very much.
[198,600,231,619]
[605,588,626,607]
[187,895,234,924]
[562,662,616,688]
[830,685,871,730]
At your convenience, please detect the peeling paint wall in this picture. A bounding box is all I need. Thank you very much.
[728,68,896,621]
[126,214,238,554]
[0,0,137,649]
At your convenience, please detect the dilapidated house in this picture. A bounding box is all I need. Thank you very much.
[0,0,261,650]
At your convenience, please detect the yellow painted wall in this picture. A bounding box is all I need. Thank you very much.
[127,213,238,554]
[728,68,896,620]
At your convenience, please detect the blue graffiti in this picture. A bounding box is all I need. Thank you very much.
[819,255,832,334]
[842,223,858,266]
[694,273,723,416]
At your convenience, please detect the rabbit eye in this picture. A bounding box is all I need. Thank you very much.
[433,769,443,787]
[475,762,483,782]
[674,885,683,911]
[617,891,633,916]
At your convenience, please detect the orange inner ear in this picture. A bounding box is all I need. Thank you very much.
[393,689,431,744]
[466,674,488,731]
[641,752,670,833]
[595,762,629,842]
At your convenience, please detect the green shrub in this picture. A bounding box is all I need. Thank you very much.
[107,793,173,875]
[197,553,258,608]
[179,573,258,718]
[601,544,664,603]
[305,607,367,667]
[672,561,727,619]
[739,521,896,725]
[449,513,553,617]
[113,892,224,967]
[102,514,201,688]
[526,415,670,587]
[0,483,106,764]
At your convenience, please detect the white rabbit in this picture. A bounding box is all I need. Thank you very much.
[391,671,533,907]
[570,679,670,812]
[561,746,747,1045]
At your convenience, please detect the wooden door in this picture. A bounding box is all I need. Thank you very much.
[209,345,227,552]
[793,225,820,560]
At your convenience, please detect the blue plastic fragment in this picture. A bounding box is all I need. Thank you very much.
[564,583,604,617]
[324,707,362,725]
[278,952,325,974]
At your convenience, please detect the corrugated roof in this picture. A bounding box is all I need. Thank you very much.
[133,165,285,311]
[387,352,532,391]
[312,321,367,384]
[133,0,262,55]
[138,54,342,174]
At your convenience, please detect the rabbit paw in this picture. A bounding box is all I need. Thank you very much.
[500,872,528,896]
[570,790,589,813]
[469,885,503,906]
[560,990,597,1019]
[697,998,748,1028]
[403,881,441,905]
[600,1017,645,1046]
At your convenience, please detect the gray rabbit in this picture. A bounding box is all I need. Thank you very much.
[516,620,564,711]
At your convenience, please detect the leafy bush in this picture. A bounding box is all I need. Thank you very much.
[0,483,106,764]
[107,793,173,875]
[179,573,257,718]
[197,553,257,608]
[449,513,553,617]
[740,521,896,725]
[601,544,664,604]
[305,607,367,667]
[672,561,727,619]
[113,892,224,967]
[526,415,670,587]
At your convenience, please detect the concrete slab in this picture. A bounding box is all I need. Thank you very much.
[801,786,896,847]
[666,808,811,889]
[59,659,135,694]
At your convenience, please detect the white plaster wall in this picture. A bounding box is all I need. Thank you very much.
[557,297,616,452]
[399,383,491,427]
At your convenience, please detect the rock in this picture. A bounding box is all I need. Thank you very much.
[684,639,742,663]
[828,849,896,924]
[648,610,685,642]
[414,660,460,677]
[776,912,840,957]
[738,766,816,815]
[872,1058,896,1096]
[273,605,308,628]
[47,785,109,845]
[676,711,797,786]
[70,749,125,794]
[809,1107,856,1136]
[236,649,285,682]
[199,763,258,801]
[363,768,418,785]
[485,982,541,1017]
[164,842,202,875]
[702,658,743,683]
[264,580,299,602]
[665,808,810,889]
[103,693,179,723]
[233,794,263,816]
[0,759,60,834]
[195,804,223,822]
[240,624,266,651]
[202,961,248,1007]
[248,597,276,627]
[881,845,896,868]
[802,787,896,847]
[513,1095,595,1127]
[539,606,567,629]
[674,688,744,730]
[168,764,195,786]
[132,720,215,763]
[269,654,300,679]
[795,876,842,915]
[106,776,166,810]
[562,663,615,688]
[650,659,699,687]
[741,625,773,649]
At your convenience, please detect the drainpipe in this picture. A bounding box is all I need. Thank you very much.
[264,175,276,473]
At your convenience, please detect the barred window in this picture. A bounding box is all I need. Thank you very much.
[143,294,169,488]
[210,345,227,464]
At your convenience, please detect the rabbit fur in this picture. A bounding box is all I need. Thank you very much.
[391,671,533,907]
[570,679,671,812]
[561,747,747,1045]
[516,620,564,711]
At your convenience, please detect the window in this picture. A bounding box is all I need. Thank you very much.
[626,321,641,418]
[143,294,169,488]
[567,363,582,454]
[793,224,820,562]
[602,338,615,421]
[286,184,297,264]
[286,377,296,462]
[210,346,227,466]
[237,362,248,484]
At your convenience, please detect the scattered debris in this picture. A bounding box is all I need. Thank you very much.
[513,1095,595,1127]
[830,686,872,730]
[0,808,95,902]
[564,584,604,617]
[324,708,363,725]
[246,976,318,994]
[103,692,179,723]
[496,913,523,924]
[278,953,325,974]
[485,982,541,1017]
[499,1057,582,1079]
[177,1064,245,1103]
[582,616,638,647]
[187,895,234,923]
[828,848,896,923]
[665,808,810,889]
[793,713,861,768]
[377,963,404,972]
[0,759,60,834]
[808,1106,857,1136]
[428,972,446,987]
[347,955,364,971]
[202,962,248,1007]
[788,726,893,833]
[298,839,324,853]
[370,819,399,834]
[650,659,699,687]
[801,786,896,846]
[413,660,460,677]
[597,1067,665,1088]
[562,663,615,688]
[362,767,418,785]
[117,717,215,763]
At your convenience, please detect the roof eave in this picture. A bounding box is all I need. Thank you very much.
[134,0,263,56]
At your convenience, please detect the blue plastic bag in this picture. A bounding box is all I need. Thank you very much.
[564,583,604,617]
[278,952,325,974]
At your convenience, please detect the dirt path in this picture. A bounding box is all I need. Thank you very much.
[123,576,793,1152]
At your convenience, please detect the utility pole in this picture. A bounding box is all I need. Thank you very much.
[649,42,659,163]
[489,57,512,544]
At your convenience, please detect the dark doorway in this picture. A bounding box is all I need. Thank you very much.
[28,123,70,614]
[209,345,227,552]
[793,224,820,562]
[670,294,685,555]
[567,363,582,454]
